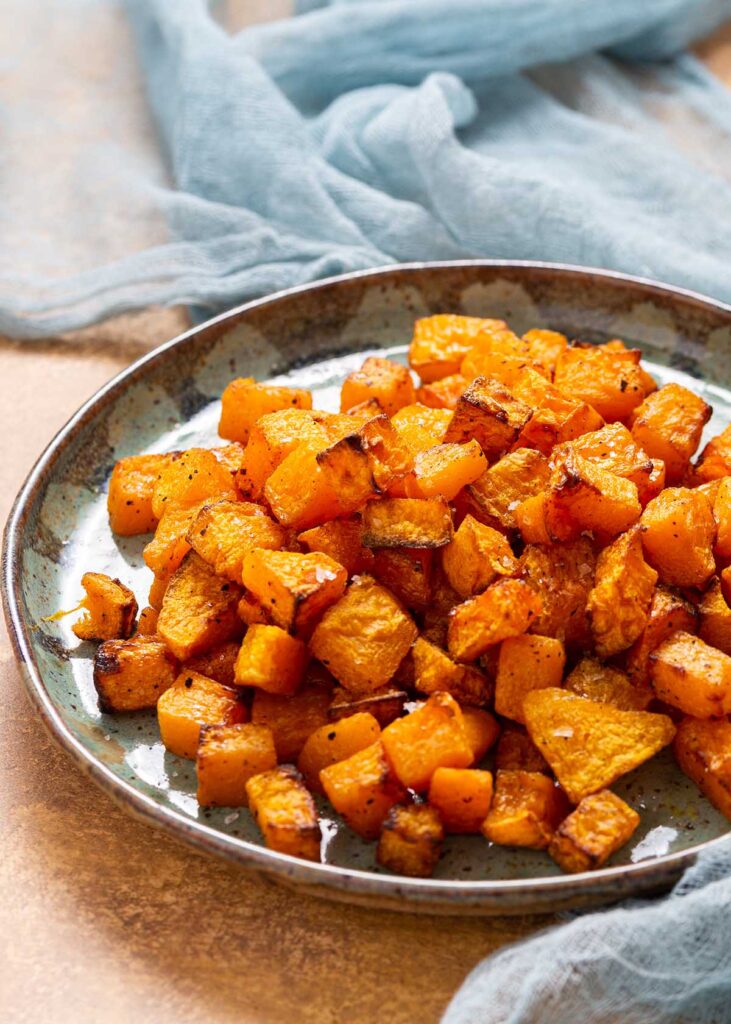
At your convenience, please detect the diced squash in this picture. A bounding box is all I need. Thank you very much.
[328,686,406,728]
[196,722,278,808]
[482,769,568,849]
[219,378,312,443]
[157,671,246,759]
[241,549,347,636]
[554,345,645,421]
[298,518,373,577]
[237,408,330,500]
[237,591,271,626]
[565,657,652,711]
[587,526,657,658]
[246,765,321,862]
[72,572,138,642]
[136,605,159,636]
[310,575,418,694]
[408,314,508,382]
[391,404,453,454]
[157,552,242,662]
[461,707,501,762]
[625,585,697,686]
[320,740,406,839]
[523,688,675,803]
[699,578,731,655]
[357,414,415,490]
[143,499,216,579]
[444,376,531,461]
[234,624,309,695]
[340,356,415,417]
[629,383,710,485]
[520,539,595,648]
[448,578,542,662]
[695,423,731,483]
[495,635,566,723]
[93,634,178,713]
[184,639,240,688]
[650,631,731,718]
[554,422,663,505]
[640,487,716,589]
[441,515,518,598]
[371,547,433,611]
[377,804,444,877]
[416,374,468,410]
[298,712,381,793]
[548,451,642,540]
[406,441,487,500]
[495,726,549,774]
[461,350,538,389]
[315,432,379,513]
[713,477,731,560]
[514,492,552,545]
[674,716,731,820]
[107,452,176,535]
[523,328,568,375]
[362,496,453,549]
[151,448,235,520]
[512,368,605,455]
[264,441,344,531]
[212,441,246,479]
[186,499,287,583]
[381,692,473,791]
[428,768,494,834]
[466,448,550,534]
[549,790,640,873]
[412,636,492,707]
[251,681,332,762]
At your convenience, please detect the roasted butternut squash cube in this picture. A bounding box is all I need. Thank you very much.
[264,441,344,531]
[443,515,518,600]
[698,578,731,655]
[237,408,331,500]
[251,681,332,762]
[93,634,178,713]
[513,492,552,545]
[151,448,235,520]
[412,636,492,707]
[241,549,347,636]
[186,499,287,583]
[444,376,531,461]
[212,441,246,479]
[298,712,381,793]
[320,740,406,839]
[72,572,138,642]
[328,686,406,728]
[408,314,508,383]
[523,688,675,803]
[519,539,595,648]
[219,378,312,443]
[310,575,418,694]
[674,716,731,820]
[650,631,731,718]
[157,671,246,759]
[629,383,710,485]
[554,422,662,506]
[548,452,642,540]
[640,487,716,589]
[460,350,538,389]
[315,432,379,512]
[362,497,453,549]
[143,499,216,579]
[136,605,159,636]
[523,328,568,375]
[371,547,433,611]
[495,635,566,723]
[495,726,549,774]
[416,374,468,410]
[428,767,494,834]
[695,423,731,483]
[107,452,177,535]
[625,585,697,686]
[157,552,242,662]
[246,765,321,861]
[554,345,645,422]
[512,368,605,454]
[482,770,568,849]
[549,790,640,873]
[377,804,444,877]
[381,692,473,791]
[184,639,240,688]
[340,356,415,418]
[234,624,308,695]
[713,477,731,561]
[237,591,271,627]
[298,518,373,577]
[565,657,652,711]
[407,441,486,501]
[196,722,277,808]
[466,448,549,534]
[462,707,501,762]
[587,526,657,658]
[448,578,542,662]
[391,404,453,455]
[357,414,415,490]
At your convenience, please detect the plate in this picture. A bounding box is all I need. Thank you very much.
[4,261,731,916]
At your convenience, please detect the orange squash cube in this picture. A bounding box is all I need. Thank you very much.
[565,657,652,711]
[629,383,710,485]
[408,314,508,383]
[157,552,242,662]
[136,605,159,636]
[237,591,271,627]
[219,378,312,443]
[495,726,549,774]
[264,440,344,531]
[695,423,731,483]
[157,671,246,759]
[340,356,415,417]
[246,765,321,862]
[362,496,453,549]
[297,712,381,793]
[482,769,568,849]
[549,790,640,873]
[234,624,309,695]
[640,487,716,589]
[251,681,332,762]
[416,374,468,410]
[315,432,380,513]
[357,414,415,490]
[320,740,406,839]
[465,448,549,534]
[93,634,178,713]
[406,441,486,501]
[625,584,697,686]
[107,452,177,535]
[444,376,531,461]
[513,492,552,545]
[241,549,347,636]
[650,631,731,718]
[460,349,537,389]
[554,345,645,421]
[377,804,444,877]
[428,767,494,835]
[447,578,542,662]
[143,500,212,580]
[699,578,731,655]
[381,692,473,791]
[391,404,453,454]
[554,422,663,505]
[412,637,492,707]
[298,518,373,577]
[441,514,518,598]
[587,525,658,657]
[237,408,331,500]
[495,635,566,723]
[519,539,595,648]
[462,707,501,762]
[674,716,731,820]
[196,723,277,808]
[523,327,568,375]
[371,547,433,611]
[72,572,138,642]
[151,448,235,520]
[184,639,240,688]
[548,452,642,540]
[186,499,287,583]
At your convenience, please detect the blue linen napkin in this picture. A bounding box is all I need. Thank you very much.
[1,0,731,337]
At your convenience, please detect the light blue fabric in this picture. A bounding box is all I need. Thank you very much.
[1,0,731,337]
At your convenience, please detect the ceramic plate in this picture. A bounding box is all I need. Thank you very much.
[5,262,731,916]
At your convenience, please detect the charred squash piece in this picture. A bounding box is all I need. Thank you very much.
[549,790,639,873]
[320,740,406,840]
[241,549,347,636]
[157,552,242,662]
[246,765,321,862]
[377,804,444,877]
[72,572,138,642]
[93,634,178,713]
[197,722,277,808]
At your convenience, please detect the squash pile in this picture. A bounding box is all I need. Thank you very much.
[70,314,731,877]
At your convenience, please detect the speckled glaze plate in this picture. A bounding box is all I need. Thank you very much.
[5,262,731,916]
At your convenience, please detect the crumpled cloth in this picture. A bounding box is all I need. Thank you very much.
[1,0,731,337]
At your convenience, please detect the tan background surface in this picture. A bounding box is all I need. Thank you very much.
[2,10,730,1023]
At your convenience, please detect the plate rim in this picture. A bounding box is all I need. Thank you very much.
[4,259,731,911]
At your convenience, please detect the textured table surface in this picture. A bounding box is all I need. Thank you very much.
[2,8,730,1023]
